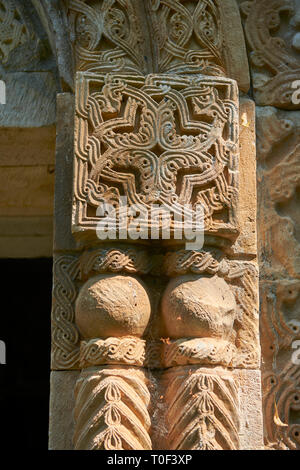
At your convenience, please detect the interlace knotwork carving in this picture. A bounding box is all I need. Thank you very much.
[51,255,81,369]
[147,0,225,75]
[68,0,146,74]
[0,0,33,64]
[80,246,152,279]
[74,73,239,239]
[79,337,162,368]
[240,0,300,109]
[163,338,237,368]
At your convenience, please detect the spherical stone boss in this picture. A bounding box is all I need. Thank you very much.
[75,274,151,339]
[161,275,237,340]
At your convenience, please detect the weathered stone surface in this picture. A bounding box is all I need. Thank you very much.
[31,0,74,91]
[52,249,260,371]
[75,274,152,339]
[0,0,55,73]
[162,366,240,450]
[162,275,237,340]
[217,0,250,92]
[0,126,55,166]
[53,93,78,251]
[0,72,56,126]
[231,96,257,256]
[49,366,265,450]
[49,371,79,451]
[260,280,300,450]
[239,0,300,109]
[48,367,265,451]
[51,254,81,371]
[156,367,263,450]
[146,0,250,90]
[262,358,300,450]
[257,106,300,280]
[68,0,148,75]
[256,105,300,449]
[79,337,161,369]
[163,253,260,369]
[233,369,264,450]
[261,281,300,361]
[80,246,152,278]
[0,165,54,216]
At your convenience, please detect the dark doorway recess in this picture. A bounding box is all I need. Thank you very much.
[0,258,52,450]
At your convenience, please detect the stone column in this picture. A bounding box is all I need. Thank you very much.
[49,0,264,450]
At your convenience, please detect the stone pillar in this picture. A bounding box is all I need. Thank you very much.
[49,0,263,450]
[239,0,300,450]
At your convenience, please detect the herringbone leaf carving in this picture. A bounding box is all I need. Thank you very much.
[164,369,240,450]
[73,367,152,450]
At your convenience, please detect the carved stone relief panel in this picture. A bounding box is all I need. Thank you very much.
[256,106,300,449]
[0,1,59,128]
[146,0,250,90]
[51,248,260,371]
[146,0,226,76]
[50,0,262,451]
[68,249,260,449]
[73,72,240,241]
[262,361,300,450]
[239,0,300,109]
[0,0,31,64]
[162,367,240,450]
[257,107,300,280]
[73,366,152,450]
[51,247,153,370]
[67,0,250,90]
[51,254,81,370]
[68,0,148,75]
[0,0,54,71]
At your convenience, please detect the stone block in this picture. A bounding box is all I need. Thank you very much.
[0,165,54,216]
[49,371,79,451]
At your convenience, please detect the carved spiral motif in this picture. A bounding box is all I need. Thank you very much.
[163,338,237,368]
[80,337,147,368]
[80,247,152,278]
